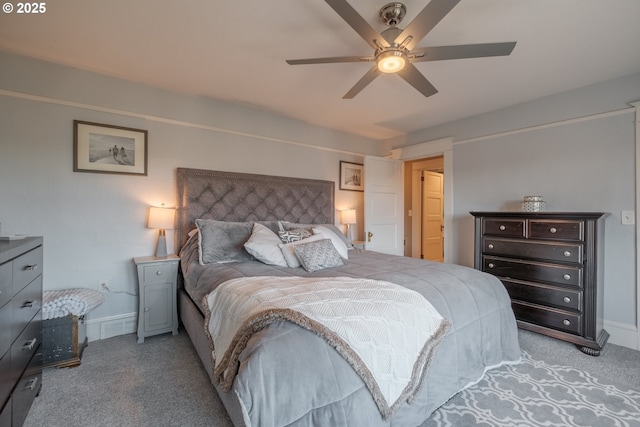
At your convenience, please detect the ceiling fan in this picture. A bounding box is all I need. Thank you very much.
[286,0,516,99]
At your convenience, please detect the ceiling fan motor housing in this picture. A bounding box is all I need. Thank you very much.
[380,2,407,27]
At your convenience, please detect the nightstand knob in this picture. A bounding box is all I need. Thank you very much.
[563,296,571,303]
[487,244,494,249]
[563,274,571,280]
[563,319,571,326]
[499,225,506,231]
[564,251,571,257]
[156,270,163,276]
[549,227,557,234]
[144,307,150,312]
[487,263,495,269]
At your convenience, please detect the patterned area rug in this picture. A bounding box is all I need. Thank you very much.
[428,352,640,426]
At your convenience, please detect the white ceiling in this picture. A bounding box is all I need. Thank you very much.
[1,0,640,140]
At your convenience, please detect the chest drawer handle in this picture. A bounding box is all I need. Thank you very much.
[22,299,37,308]
[487,244,494,249]
[499,225,506,231]
[156,270,163,276]
[23,338,37,351]
[144,307,150,312]
[549,227,557,234]
[563,251,571,257]
[563,296,571,303]
[562,319,571,326]
[487,263,495,269]
[563,274,571,280]
[24,264,39,271]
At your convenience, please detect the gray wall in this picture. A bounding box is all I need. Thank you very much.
[0,51,379,336]
[384,72,640,346]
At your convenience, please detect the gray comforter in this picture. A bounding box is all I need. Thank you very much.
[180,237,521,427]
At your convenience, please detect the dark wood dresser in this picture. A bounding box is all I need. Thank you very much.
[0,237,43,426]
[470,212,608,356]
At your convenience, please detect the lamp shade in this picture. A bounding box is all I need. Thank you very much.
[341,209,357,225]
[148,206,175,230]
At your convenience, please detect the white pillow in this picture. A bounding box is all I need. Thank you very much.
[313,226,349,259]
[244,223,288,267]
[278,234,325,268]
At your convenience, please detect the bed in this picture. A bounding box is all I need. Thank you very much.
[175,167,521,427]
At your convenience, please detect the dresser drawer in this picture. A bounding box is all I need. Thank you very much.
[141,263,175,285]
[12,348,41,427]
[11,275,42,342]
[0,351,10,410]
[483,218,525,237]
[0,396,10,427]
[0,261,11,308]
[12,246,43,295]
[502,279,582,311]
[483,238,583,264]
[483,256,582,287]
[529,220,583,241]
[0,303,10,359]
[10,316,41,383]
[512,301,582,335]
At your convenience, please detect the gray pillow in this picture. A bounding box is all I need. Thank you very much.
[293,238,344,272]
[195,219,254,264]
[278,228,312,243]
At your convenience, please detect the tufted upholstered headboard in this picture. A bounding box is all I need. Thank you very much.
[175,168,335,250]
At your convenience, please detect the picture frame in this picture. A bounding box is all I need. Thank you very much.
[339,161,364,192]
[73,120,148,176]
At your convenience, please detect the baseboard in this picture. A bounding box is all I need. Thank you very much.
[85,312,137,342]
[604,319,639,350]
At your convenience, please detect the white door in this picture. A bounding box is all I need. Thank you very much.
[422,171,444,262]
[364,156,404,255]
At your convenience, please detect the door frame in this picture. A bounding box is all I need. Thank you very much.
[390,137,454,263]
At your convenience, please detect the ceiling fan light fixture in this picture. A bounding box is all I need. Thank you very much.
[376,50,406,73]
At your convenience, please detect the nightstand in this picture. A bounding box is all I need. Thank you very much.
[133,255,180,343]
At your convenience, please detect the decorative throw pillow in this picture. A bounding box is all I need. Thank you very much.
[283,222,352,248]
[279,234,325,268]
[278,228,312,243]
[195,219,255,265]
[312,226,349,259]
[244,223,288,267]
[294,238,344,272]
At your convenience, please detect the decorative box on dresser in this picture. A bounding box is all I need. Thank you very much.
[0,237,43,426]
[470,212,608,356]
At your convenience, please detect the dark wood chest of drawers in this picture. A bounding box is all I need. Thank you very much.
[1,237,43,426]
[471,212,608,356]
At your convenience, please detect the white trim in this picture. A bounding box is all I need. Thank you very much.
[604,319,639,350]
[389,137,453,160]
[454,107,635,146]
[85,312,137,342]
[632,100,640,351]
[0,88,364,157]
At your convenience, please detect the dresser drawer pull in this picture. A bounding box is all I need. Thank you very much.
[563,274,571,280]
[564,251,571,257]
[22,299,37,308]
[563,296,571,303]
[549,227,557,234]
[499,225,506,231]
[487,263,495,269]
[144,307,150,312]
[487,244,494,249]
[24,264,39,271]
[23,338,37,351]
[25,377,39,391]
[156,270,163,276]
[562,319,571,326]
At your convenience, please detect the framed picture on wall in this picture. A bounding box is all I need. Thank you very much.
[339,161,364,192]
[73,120,148,176]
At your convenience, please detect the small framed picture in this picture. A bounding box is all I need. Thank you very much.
[73,120,148,176]
[339,161,364,192]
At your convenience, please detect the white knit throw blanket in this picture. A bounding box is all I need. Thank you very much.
[42,288,105,320]
[205,276,450,419]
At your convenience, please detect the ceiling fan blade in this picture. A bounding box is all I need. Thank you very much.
[343,65,381,99]
[286,55,373,65]
[397,63,438,97]
[394,0,461,51]
[411,42,517,62]
[325,0,389,49]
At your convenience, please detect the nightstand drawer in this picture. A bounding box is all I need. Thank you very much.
[483,219,525,237]
[512,301,582,335]
[141,263,175,285]
[483,238,583,263]
[12,246,43,295]
[529,220,583,241]
[502,279,582,311]
[484,256,582,287]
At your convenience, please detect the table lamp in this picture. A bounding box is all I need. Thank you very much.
[340,208,357,243]
[148,206,175,257]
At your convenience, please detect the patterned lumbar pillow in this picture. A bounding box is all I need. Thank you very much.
[294,238,344,272]
[278,228,312,243]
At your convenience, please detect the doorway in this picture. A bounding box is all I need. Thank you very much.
[404,156,444,260]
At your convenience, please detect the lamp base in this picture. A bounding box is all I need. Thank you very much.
[155,230,168,258]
